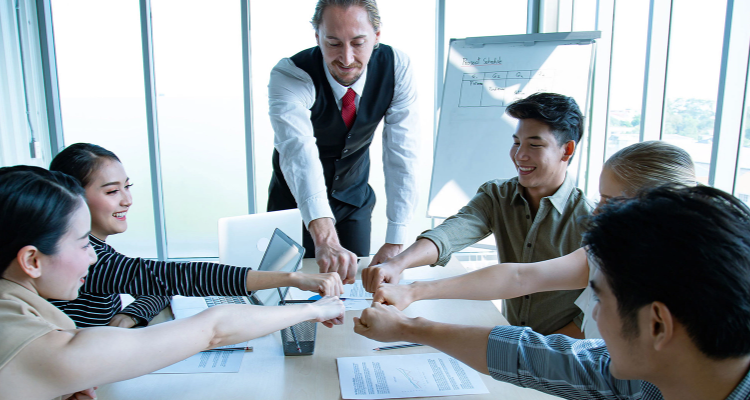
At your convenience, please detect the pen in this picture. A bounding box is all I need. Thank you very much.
[290,325,302,353]
[205,346,253,352]
[373,343,423,351]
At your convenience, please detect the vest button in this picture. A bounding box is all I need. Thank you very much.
[347,134,352,139]
[332,190,336,194]
[335,176,339,180]
[343,149,349,153]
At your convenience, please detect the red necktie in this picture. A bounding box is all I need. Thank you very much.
[341,88,357,130]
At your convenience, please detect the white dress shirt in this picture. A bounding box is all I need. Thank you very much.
[268,46,420,245]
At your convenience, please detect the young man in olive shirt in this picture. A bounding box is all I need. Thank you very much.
[363,92,593,337]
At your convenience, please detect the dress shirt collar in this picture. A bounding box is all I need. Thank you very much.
[323,58,367,101]
[512,173,577,215]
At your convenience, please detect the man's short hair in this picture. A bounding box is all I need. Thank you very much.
[310,0,382,33]
[584,185,750,359]
[505,92,584,148]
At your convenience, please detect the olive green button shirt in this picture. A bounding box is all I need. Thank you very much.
[418,174,594,335]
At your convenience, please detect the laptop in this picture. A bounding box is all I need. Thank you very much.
[170,228,305,320]
[218,209,303,269]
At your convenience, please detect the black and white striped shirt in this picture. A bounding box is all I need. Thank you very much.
[50,235,250,328]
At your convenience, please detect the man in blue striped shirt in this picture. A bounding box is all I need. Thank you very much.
[355,185,750,400]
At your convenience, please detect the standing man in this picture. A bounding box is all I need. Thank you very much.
[267,0,419,284]
[363,93,593,337]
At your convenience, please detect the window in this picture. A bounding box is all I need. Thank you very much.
[605,0,649,159]
[735,66,750,206]
[52,0,159,257]
[151,0,249,258]
[662,0,728,185]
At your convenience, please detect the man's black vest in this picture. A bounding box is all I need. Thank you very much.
[270,44,396,209]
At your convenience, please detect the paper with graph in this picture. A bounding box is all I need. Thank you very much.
[337,353,488,399]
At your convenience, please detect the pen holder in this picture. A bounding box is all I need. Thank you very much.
[281,320,317,356]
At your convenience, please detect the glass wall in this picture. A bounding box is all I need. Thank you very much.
[662,0,728,185]
[51,0,158,257]
[734,68,750,205]
[605,0,649,159]
[151,0,249,258]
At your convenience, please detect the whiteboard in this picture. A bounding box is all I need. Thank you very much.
[428,32,600,218]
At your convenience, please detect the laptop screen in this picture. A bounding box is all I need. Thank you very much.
[251,228,305,306]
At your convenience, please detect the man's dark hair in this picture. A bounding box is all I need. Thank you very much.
[505,92,584,160]
[0,166,86,275]
[584,185,750,359]
[50,143,120,188]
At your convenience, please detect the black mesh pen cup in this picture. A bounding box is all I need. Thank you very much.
[280,299,318,356]
[281,320,317,356]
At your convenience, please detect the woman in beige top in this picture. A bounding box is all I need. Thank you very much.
[367,141,697,339]
[0,167,345,400]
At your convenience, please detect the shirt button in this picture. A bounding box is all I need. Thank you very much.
[524,295,530,299]
[526,215,530,219]
[526,243,531,248]
[335,176,339,180]
[343,149,349,153]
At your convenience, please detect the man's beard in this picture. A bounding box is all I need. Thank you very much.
[330,61,364,86]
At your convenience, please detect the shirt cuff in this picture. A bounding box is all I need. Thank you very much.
[299,196,335,228]
[416,229,452,266]
[385,222,408,244]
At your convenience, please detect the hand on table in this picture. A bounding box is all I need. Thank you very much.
[291,272,344,297]
[108,314,138,328]
[368,243,404,267]
[311,296,346,328]
[353,303,414,343]
[315,243,358,285]
[361,261,402,293]
[372,283,416,310]
[63,387,97,400]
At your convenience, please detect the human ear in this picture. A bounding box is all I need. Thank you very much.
[561,140,575,162]
[649,302,674,351]
[374,29,381,46]
[16,245,43,279]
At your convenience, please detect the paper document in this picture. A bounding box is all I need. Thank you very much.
[343,280,419,300]
[343,299,372,311]
[152,349,244,374]
[337,353,489,399]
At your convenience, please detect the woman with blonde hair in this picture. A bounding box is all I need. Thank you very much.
[368,141,696,339]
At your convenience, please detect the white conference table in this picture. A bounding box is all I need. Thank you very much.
[97,257,561,400]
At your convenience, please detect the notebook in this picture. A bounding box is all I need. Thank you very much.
[170,228,305,319]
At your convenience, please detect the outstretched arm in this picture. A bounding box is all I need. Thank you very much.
[6,297,345,400]
[373,247,589,310]
[354,303,491,373]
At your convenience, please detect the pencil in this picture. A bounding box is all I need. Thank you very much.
[373,343,424,351]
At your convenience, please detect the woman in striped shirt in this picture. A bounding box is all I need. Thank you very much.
[48,143,343,328]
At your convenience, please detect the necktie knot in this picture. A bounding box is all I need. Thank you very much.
[341,88,357,130]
